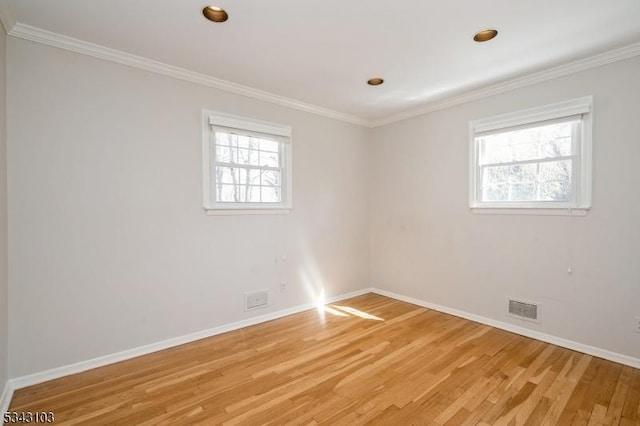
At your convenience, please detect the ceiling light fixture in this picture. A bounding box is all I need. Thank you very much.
[203,5,229,22]
[473,29,498,42]
[367,78,384,86]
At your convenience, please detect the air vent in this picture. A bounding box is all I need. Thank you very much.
[245,290,268,311]
[508,299,540,323]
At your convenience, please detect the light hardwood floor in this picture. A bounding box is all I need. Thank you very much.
[9,293,640,425]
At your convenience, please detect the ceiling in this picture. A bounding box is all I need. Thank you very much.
[3,0,640,124]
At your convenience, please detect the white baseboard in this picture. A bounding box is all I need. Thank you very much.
[8,285,637,405]
[1,379,14,415]
[371,287,640,369]
[9,288,373,392]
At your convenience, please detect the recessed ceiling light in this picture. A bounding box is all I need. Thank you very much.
[473,29,498,42]
[367,78,384,86]
[203,5,228,23]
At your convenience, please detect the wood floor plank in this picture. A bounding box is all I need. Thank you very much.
[620,368,640,424]
[7,293,640,425]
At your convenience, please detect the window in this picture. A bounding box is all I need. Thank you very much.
[469,97,592,214]
[202,111,292,213]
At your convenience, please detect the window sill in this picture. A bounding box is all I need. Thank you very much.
[470,207,588,216]
[205,208,291,216]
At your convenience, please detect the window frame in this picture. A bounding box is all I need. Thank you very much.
[202,110,293,214]
[468,96,593,215]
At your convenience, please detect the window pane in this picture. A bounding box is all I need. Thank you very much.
[483,184,509,201]
[510,183,537,201]
[218,184,271,203]
[512,143,538,162]
[539,160,572,201]
[259,151,279,167]
[479,135,506,164]
[250,150,260,166]
[509,163,537,184]
[239,168,260,185]
[237,148,259,166]
[541,135,572,158]
[217,184,238,202]
[259,139,280,152]
[539,181,570,201]
[242,185,260,203]
[216,146,235,163]
[215,166,237,184]
[539,159,571,183]
[261,187,281,203]
[261,170,281,186]
[483,165,510,187]
[481,159,573,203]
[236,135,259,149]
[215,132,230,146]
[479,120,575,165]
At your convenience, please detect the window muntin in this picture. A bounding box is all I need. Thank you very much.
[213,128,284,204]
[203,111,292,212]
[469,97,592,212]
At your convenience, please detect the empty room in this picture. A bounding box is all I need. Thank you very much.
[1,0,639,424]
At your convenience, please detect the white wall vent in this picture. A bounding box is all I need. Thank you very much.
[508,298,541,323]
[245,290,268,311]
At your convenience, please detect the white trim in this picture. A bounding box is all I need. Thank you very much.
[371,288,640,369]
[206,208,291,216]
[202,110,212,215]
[468,96,593,212]
[470,97,591,134]
[470,208,588,216]
[371,42,640,128]
[203,110,293,212]
[8,288,373,391]
[208,112,292,138]
[6,23,369,127]
[1,380,14,415]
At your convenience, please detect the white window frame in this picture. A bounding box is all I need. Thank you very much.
[202,110,293,214]
[469,96,593,216]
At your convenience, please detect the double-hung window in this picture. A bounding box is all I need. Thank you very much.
[203,111,292,213]
[469,97,593,214]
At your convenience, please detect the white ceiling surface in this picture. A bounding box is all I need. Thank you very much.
[5,0,640,122]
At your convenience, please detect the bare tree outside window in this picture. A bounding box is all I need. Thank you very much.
[478,121,576,203]
[214,131,283,204]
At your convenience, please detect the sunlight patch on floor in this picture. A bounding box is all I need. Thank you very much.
[329,305,385,321]
[321,305,350,317]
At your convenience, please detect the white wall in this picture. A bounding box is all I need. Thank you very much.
[7,38,371,377]
[371,56,640,360]
[0,27,8,391]
[6,32,640,381]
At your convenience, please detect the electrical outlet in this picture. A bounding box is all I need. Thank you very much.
[635,317,640,334]
[279,282,287,293]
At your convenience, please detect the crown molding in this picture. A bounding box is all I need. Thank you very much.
[371,41,640,128]
[7,23,370,127]
[0,0,16,34]
[4,17,640,129]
